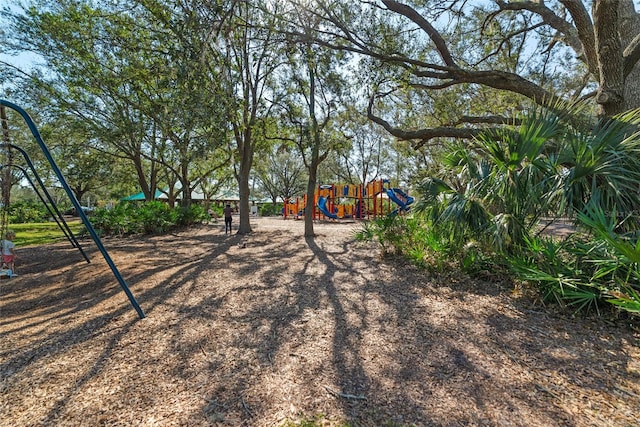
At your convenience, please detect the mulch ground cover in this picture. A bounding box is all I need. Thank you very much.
[1,217,639,426]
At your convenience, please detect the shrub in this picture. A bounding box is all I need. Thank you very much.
[355,213,498,273]
[208,205,223,218]
[355,216,404,257]
[91,201,208,236]
[259,203,283,216]
[8,200,50,223]
[91,203,141,236]
[509,204,640,316]
[136,201,175,233]
[402,105,640,317]
[175,204,209,226]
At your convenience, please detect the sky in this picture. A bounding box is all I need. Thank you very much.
[0,1,44,73]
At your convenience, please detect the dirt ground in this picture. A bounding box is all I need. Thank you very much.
[1,216,639,427]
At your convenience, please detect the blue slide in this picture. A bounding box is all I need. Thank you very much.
[317,196,339,219]
[386,188,414,216]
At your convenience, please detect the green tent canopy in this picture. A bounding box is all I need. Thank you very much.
[121,189,165,201]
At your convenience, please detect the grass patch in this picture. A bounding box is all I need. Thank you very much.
[8,221,87,247]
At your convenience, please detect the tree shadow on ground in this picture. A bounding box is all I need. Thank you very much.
[1,222,638,426]
[1,225,238,424]
[200,229,638,426]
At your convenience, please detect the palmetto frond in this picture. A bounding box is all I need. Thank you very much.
[559,111,640,227]
[417,103,640,253]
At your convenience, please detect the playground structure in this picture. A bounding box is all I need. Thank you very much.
[284,179,414,221]
[0,100,145,319]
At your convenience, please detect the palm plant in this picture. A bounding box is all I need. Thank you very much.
[509,202,640,315]
[416,107,564,251]
[416,105,640,252]
[408,104,640,314]
[556,110,640,231]
[577,203,640,313]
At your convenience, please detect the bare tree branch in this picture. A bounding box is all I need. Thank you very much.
[495,2,579,51]
[473,21,546,67]
[381,0,459,68]
[367,93,483,148]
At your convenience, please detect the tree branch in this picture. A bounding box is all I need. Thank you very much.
[473,21,546,67]
[381,0,459,68]
[451,69,560,106]
[495,0,598,75]
[454,115,522,126]
[367,94,483,148]
[623,32,640,77]
[559,0,598,74]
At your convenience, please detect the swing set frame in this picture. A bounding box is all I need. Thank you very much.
[0,99,145,319]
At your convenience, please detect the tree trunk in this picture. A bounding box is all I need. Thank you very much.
[304,162,317,237]
[237,169,252,234]
[620,0,640,110]
[180,162,191,207]
[133,155,153,202]
[593,0,624,116]
[72,188,86,205]
[237,130,253,234]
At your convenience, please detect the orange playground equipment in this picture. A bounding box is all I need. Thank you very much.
[283,179,413,220]
[283,196,308,219]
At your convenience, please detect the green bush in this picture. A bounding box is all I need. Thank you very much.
[259,202,283,216]
[208,205,223,218]
[355,216,403,257]
[92,203,140,236]
[175,204,209,226]
[509,204,640,316]
[91,201,209,236]
[399,105,640,317]
[355,213,498,273]
[137,201,175,233]
[8,200,50,223]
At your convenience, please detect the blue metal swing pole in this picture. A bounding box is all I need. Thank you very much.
[1,144,90,260]
[1,162,88,260]
[0,99,145,319]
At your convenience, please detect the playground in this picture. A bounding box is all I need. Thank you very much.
[1,217,638,426]
[284,180,414,221]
